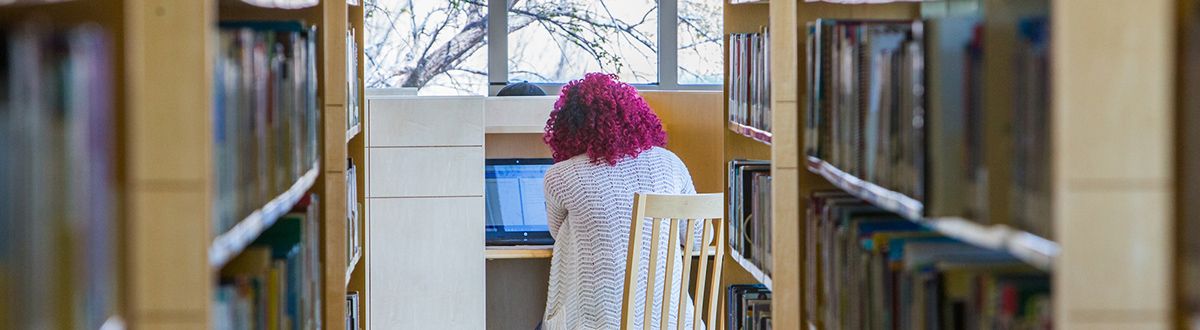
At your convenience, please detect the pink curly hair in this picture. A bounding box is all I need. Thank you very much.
[543,73,667,165]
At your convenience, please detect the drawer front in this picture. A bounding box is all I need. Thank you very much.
[368,146,483,197]
[368,197,485,329]
[368,97,484,147]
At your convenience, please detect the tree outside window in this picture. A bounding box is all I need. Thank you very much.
[364,0,723,95]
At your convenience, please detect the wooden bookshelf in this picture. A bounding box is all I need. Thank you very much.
[79,0,367,328]
[721,3,776,327]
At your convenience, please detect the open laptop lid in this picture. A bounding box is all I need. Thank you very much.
[485,158,555,245]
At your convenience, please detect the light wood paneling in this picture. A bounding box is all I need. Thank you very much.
[1058,190,1171,312]
[368,97,485,147]
[130,189,209,315]
[368,197,486,330]
[485,96,556,133]
[124,0,213,327]
[641,91,726,194]
[486,133,553,159]
[367,147,484,198]
[1053,0,1176,327]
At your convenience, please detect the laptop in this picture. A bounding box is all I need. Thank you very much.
[485,158,555,246]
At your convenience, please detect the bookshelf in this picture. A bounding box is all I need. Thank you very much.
[760,0,1180,329]
[0,0,372,328]
[722,3,776,329]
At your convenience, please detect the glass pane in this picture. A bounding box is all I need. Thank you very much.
[678,0,723,85]
[365,0,489,95]
[508,0,659,84]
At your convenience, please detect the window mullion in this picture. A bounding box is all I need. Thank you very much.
[488,0,509,95]
[659,0,679,90]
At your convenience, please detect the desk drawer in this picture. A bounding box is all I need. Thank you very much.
[368,146,483,197]
[368,97,484,147]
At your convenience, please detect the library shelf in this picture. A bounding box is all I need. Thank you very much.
[485,245,553,260]
[730,248,772,290]
[346,123,361,143]
[805,156,1060,271]
[728,121,772,145]
[226,0,319,9]
[209,162,321,268]
[806,156,922,219]
[345,247,361,287]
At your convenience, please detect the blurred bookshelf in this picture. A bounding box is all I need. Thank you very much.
[0,1,368,328]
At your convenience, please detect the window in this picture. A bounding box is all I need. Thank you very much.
[364,0,490,95]
[677,0,723,85]
[507,0,659,84]
[366,0,723,95]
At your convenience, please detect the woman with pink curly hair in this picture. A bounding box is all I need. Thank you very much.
[539,73,703,330]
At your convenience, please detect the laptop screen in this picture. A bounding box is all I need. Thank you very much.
[485,159,554,237]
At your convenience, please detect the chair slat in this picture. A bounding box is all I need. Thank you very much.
[706,219,726,325]
[643,217,663,329]
[676,219,697,330]
[692,220,713,330]
[659,218,680,330]
[621,197,647,330]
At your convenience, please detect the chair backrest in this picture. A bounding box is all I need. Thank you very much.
[620,193,725,330]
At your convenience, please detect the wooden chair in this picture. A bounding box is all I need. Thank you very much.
[620,193,725,330]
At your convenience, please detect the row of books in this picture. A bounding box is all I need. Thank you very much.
[346,291,362,330]
[805,191,1052,330]
[346,27,361,131]
[803,19,926,202]
[728,160,772,277]
[214,195,323,330]
[802,17,1053,237]
[0,22,118,329]
[728,30,771,133]
[346,158,362,263]
[726,284,771,330]
[213,21,321,235]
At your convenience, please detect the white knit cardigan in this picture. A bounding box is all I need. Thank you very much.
[541,147,706,330]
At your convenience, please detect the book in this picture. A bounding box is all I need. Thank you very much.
[728,28,771,135]
[726,284,771,330]
[806,191,1051,329]
[0,21,118,329]
[728,159,771,277]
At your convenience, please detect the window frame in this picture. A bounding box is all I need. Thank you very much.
[486,0,722,95]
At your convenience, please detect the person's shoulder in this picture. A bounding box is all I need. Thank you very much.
[545,155,586,179]
[644,147,685,166]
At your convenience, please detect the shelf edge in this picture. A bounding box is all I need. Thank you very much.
[346,123,361,143]
[345,248,361,287]
[806,156,1059,271]
[729,249,772,290]
[728,121,773,145]
[209,162,321,268]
